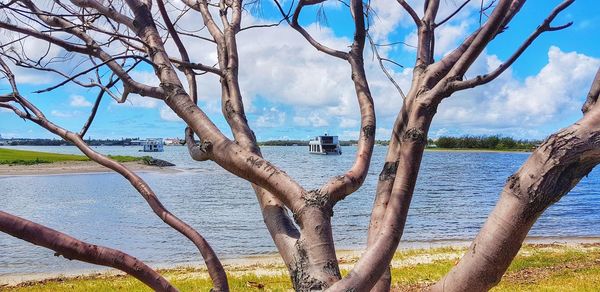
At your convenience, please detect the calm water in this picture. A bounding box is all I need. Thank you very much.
[0,145,598,276]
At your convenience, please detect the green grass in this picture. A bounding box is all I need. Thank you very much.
[3,243,599,291]
[426,147,532,152]
[0,148,145,165]
[106,155,147,163]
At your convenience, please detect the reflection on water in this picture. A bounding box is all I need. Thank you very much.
[0,146,598,275]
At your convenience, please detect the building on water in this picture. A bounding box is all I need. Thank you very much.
[141,138,164,152]
[308,134,342,155]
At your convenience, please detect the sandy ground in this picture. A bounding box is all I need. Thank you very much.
[0,161,181,176]
[1,237,598,286]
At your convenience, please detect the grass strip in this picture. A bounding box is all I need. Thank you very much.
[0,148,144,165]
[3,243,598,291]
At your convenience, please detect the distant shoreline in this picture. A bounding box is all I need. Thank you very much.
[0,147,533,177]
[258,145,534,152]
[424,147,532,153]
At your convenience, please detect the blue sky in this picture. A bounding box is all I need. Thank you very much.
[1,0,599,141]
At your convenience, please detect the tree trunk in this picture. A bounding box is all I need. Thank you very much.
[431,72,600,291]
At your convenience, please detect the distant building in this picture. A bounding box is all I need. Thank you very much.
[141,138,164,152]
[308,134,342,155]
[164,138,182,146]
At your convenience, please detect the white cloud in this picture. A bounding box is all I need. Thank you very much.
[434,47,600,133]
[69,95,92,107]
[117,95,160,109]
[4,2,590,142]
[254,107,286,128]
[293,112,329,127]
[51,110,79,118]
[340,127,391,140]
[339,117,359,128]
[160,105,181,122]
[237,23,352,108]
[370,0,494,43]
[369,0,407,42]
[403,18,471,57]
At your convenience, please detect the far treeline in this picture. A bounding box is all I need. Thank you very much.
[258,136,541,150]
[431,136,540,150]
[2,138,143,146]
[2,136,540,150]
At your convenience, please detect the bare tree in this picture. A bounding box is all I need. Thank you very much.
[0,0,596,291]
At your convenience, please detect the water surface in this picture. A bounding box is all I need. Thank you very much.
[0,146,598,275]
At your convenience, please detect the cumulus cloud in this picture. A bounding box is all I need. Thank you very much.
[51,110,79,118]
[159,106,181,122]
[403,16,472,57]
[293,112,329,127]
[253,107,286,128]
[370,0,493,43]
[339,117,359,128]
[6,1,589,142]
[69,95,92,107]
[117,96,160,109]
[369,0,407,42]
[433,47,600,134]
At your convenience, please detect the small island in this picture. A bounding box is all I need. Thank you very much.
[0,148,176,176]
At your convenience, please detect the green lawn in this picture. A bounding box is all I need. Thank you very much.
[425,147,532,152]
[0,148,144,165]
[4,243,598,291]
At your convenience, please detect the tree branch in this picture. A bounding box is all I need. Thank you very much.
[369,35,406,99]
[185,127,210,161]
[321,0,376,203]
[0,56,229,291]
[396,0,422,27]
[0,211,177,291]
[436,0,471,27]
[287,0,349,60]
[450,0,575,91]
[583,68,600,114]
[431,67,600,291]
[157,0,198,103]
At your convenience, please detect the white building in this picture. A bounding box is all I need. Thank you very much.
[164,138,182,146]
[308,134,342,155]
[142,138,164,152]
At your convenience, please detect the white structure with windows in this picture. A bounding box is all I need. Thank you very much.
[308,134,342,155]
[142,138,164,152]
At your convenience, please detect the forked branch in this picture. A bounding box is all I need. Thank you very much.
[285,0,349,60]
[450,0,575,91]
[0,58,229,292]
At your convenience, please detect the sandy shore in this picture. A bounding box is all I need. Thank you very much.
[1,237,598,287]
[0,161,181,176]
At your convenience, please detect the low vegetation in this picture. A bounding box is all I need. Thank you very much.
[1,138,143,147]
[3,243,598,291]
[257,136,539,151]
[0,148,145,165]
[431,135,540,151]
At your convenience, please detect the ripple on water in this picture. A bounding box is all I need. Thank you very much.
[0,146,598,275]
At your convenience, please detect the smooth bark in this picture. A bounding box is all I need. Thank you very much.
[0,211,177,292]
[431,68,600,291]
